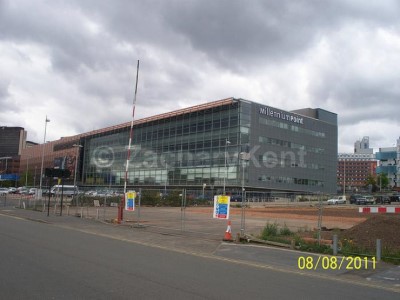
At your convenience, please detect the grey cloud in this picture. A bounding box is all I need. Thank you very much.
[1,0,400,150]
[161,0,400,71]
[0,78,9,100]
[309,61,400,126]
[0,78,20,115]
[3,0,400,74]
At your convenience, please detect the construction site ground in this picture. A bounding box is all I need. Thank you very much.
[116,203,400,253]
[3,195,400,253]
[188,204,400,252]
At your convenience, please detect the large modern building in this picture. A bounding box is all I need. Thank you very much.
[337,153,376,192]
[337,137,377,192]
[376,137,400,190]
[354,136,373,154]
[0,126,26,180]
[21,98,338,194]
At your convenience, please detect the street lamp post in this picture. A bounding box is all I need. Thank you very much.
[164,160,168,198]
[239,152,250,237]
[73,144,83,209]
[25,155,31,187]
[223,139,231,195]
[5,157,9,174]
[343,159,346,195]
[39,116,50,198]
[34,166,37,187]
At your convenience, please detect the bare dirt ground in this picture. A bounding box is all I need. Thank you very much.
[238,206,400,252]
[189,205,367,230]
[340,214,400,252]
[231,206,366,226]
[6,194,398,252]
[187,205,400,252]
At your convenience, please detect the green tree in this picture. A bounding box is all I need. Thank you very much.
[18,171,34,187]
[365,174,376,187]
[164,190,182,207]
[376,173,389,190]
[364,174,378,192]
[141,190,161,206]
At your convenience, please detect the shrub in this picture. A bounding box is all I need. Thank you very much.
[164,190,183,207]
[280,223,293,236]
[261,222,279,239]
[141,190,161,206]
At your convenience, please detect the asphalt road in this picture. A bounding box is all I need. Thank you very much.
[0,213,398,300]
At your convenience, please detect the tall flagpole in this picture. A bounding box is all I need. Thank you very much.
[124,60,140,196]
[39,116,50,198]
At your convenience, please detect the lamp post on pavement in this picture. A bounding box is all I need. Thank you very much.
[39,116,50,198]
[73,144,83,209]
[343,158,346,196]
[239,152,250,237]
[34,166,37,187]
[25,155,31,187]
[164,160,168,198]
[223,139,231,195]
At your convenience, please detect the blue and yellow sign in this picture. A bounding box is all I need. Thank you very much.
[213,195,230,219]
[125,191,136,211]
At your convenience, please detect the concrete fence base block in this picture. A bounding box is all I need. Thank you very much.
[376,239,381,261]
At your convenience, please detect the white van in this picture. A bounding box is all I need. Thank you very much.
[50,185,78,197]
[327,195,347,205]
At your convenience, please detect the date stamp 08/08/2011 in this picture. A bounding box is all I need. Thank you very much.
[297,256,376,271]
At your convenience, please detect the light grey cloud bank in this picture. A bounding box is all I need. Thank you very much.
[1,0,399,152]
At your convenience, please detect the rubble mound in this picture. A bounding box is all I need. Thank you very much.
[340,215,400,252]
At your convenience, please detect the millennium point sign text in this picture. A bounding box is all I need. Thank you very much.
[259,106,304,125]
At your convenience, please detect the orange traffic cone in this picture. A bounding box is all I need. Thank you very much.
[223,220,233,242]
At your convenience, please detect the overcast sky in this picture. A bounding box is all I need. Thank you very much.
[1,0,399,152]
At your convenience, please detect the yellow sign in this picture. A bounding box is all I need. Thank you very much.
[127,191,136,199]
[125,190,136,211]
[218,195,229,204]
[213,195,231,219]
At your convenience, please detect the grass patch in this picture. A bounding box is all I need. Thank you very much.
[261,222,279,239]
[340,238,400,264]
[280,223,294,236]
[259,222,332,254]
[260,222,298,247]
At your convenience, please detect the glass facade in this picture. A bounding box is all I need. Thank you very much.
[81,100,245,190]
[35,97,337,194]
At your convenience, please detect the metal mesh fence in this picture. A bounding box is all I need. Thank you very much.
[2,188,350,239]
[2,189,398,262]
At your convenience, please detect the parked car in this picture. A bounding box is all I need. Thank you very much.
[29,188,37,195]
[17,187,29,194]
[364,195,375,205]
[349,194,362,204]
[230,195,243,202]
[327,195,347,205]
[375,196,391,204]
[390,194,400,202]
[355,196,368,205]
[50,185,78,197]
[8,187,17,194]
[85,190,97,196]
[42,189,51,195]
[0,188,9,195]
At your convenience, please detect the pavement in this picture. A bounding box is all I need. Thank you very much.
[1,199,400,293]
